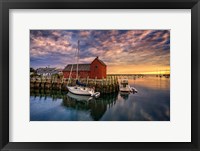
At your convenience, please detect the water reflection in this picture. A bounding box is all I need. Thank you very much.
[63,92,118,121]
[129,76,170,90]
[30,89,118,121]
[30,76,170,121]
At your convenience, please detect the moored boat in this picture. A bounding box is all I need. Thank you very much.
[67,86,94,96]
[66,40,100,98]
[119,79,138,93]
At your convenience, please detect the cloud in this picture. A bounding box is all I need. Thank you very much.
[30,30,170,73]
[79,30,91,37]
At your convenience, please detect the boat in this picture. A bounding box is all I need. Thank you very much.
[67,92,93,101]
[119,79,138,93]
[67,80,100,98]
[66,40,100,98]
[67,86,95,96]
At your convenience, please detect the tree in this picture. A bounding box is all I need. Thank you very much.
[30,67,35,73]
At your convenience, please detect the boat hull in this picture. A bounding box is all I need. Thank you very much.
[119,86,132,92]
[119,79,138,93]
[67,86,94,96]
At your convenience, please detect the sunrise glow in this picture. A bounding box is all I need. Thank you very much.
[30,30,170,74]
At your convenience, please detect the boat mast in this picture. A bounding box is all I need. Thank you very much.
[76,40,79,80]
[67,43,78,86]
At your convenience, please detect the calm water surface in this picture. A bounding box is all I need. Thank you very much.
[30,76,170,121]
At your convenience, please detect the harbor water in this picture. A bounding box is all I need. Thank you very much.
[30,76,170,121]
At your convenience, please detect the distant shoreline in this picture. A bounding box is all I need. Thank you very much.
[107,74,170,76]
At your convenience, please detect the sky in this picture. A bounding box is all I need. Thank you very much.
[30,30,170,74]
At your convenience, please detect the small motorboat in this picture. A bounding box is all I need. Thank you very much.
[119,79,138,93]
[119,79,132,93]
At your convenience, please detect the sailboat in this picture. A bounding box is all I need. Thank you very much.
[66,41,100,98]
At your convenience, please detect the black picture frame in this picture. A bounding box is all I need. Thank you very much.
[0,0,199,151]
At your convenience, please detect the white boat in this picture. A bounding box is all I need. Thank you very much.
[119,79,138,93]
[119,79,131,92]
[66,40,100,98]
[67,85,100,98]
[67,86,94,96]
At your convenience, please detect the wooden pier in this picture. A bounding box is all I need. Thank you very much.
[30,76,119,94]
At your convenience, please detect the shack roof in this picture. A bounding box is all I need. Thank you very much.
[63,57,106,72]
[37,67,56,73]
[63,64,90,72]
[36,67,62,74]
[94,57,106,66]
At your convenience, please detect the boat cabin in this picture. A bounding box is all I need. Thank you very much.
[121,79,129,88]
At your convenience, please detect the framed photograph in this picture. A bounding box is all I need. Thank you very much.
[0,0,199,151]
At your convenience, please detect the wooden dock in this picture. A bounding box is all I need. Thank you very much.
[30,76,119,94]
